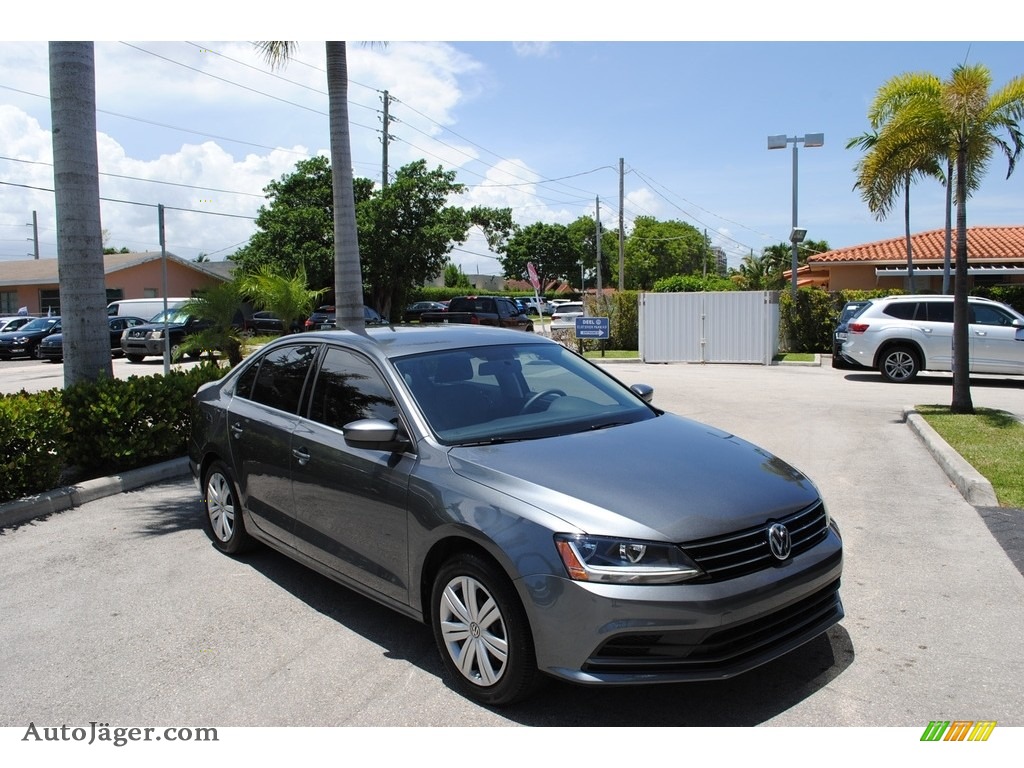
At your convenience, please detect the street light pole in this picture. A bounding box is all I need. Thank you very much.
[768,133,823,297]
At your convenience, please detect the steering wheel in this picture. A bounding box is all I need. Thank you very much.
[520,389,566,414]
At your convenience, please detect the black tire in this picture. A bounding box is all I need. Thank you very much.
[431,553,542,706]
[125,354,145,363]
[879,345,920,383]
[202,460,253,555]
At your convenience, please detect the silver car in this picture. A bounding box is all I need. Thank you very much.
[189,325,843,705]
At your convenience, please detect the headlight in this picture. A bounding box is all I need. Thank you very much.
[554,534,703,584]
[148,330,163,340]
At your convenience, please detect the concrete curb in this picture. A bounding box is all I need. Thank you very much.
[904,407,999,507]
[0,456,190,530]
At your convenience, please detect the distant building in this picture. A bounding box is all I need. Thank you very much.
[792,225,1024,291]
[0,252,229,315]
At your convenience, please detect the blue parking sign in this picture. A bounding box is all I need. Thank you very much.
[575,316,609,339]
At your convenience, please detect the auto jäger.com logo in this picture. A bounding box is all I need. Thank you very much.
[920,720,997,742]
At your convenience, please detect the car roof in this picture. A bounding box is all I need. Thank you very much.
[271,324,553,361]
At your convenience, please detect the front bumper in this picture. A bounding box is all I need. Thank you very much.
[519,525,844,684]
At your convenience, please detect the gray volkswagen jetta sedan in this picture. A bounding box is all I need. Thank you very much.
[189,325,843,705]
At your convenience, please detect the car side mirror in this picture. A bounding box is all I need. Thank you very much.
[342,418,412,452]
[629,383,654,403]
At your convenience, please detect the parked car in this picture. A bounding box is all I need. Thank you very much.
[524,298,554,316]
[0,316,62,359]
[305,305,388,330]
[107,297,190,319]
[121,309,212,362]
[0,316,33,334]
[189,325,844,706]
[550,301,585,331]
[246,310,304,336]
[840,294,1024,382]
[402,301,448,323]
[417,296,534,331]
[831,300,870,369]
[37,316,149,362]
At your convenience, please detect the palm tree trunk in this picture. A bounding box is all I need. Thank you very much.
[942,158,953,294]
[950,145,973,413]
[903,175,914,293]
[325,41,365,333]
[49,42,112,385]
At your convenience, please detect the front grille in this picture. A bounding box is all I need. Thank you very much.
[584,578,842,675]
[682,500,830,581]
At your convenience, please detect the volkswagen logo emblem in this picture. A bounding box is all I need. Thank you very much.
[767,523,792,561]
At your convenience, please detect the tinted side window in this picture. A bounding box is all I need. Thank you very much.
[883,302,919,320]
[922,302,954,323]
[308,347,400,430]
[245,344,318,413]
[971,304,1014,326]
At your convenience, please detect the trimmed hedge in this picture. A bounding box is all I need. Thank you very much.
[0,362,225,505]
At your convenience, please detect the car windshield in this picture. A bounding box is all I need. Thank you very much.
[19,317,59,332]
[393,342,656,445]
[148,309,190,324]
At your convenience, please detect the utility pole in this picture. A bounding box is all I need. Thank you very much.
[380,90,394,188]
[618,158,625,290]
[27,211,40,259]
[595,196,603,310]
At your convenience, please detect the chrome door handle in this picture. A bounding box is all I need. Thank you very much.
[292,447,311,466]
[230,422,243,439]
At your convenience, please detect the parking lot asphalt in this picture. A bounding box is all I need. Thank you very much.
[2,359,1023,727]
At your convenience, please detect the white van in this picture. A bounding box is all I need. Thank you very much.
[107,297,190,321]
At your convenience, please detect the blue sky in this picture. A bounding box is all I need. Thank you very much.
[2,12,1023,279]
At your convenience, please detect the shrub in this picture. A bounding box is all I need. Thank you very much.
[62,363,224,477]
[0,389,67,503]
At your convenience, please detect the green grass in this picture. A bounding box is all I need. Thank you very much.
[774,352,816,363]
[582,349,640,359]
[917,405,1024,508]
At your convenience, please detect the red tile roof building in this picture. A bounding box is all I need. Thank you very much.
[801,225,1024,291]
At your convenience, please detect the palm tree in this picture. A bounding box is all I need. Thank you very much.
[240,266,325,335]
[49,42,112,384]
[848,64,1024,413]
[178,281,247,367]
[940,64,1024,413]
[847,73,947,294]
[256,41,366,333]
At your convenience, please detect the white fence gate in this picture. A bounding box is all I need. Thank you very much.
[639,291,780,364]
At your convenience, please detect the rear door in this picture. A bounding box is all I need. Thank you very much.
[226,342,319,547]
[917,301,955,370]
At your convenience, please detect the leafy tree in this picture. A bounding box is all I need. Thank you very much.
[358,160,513,318]
[49,42,111,385]
[240,266,325,335]
[565,215,615,290]
[231,156,354,292]
[444,262,472,288]
[618,217,707,290]
[257,42,367,333]
[751,239,830,290]
[501,222,584,293]
[232,157,512,322]
[653,274,736,293]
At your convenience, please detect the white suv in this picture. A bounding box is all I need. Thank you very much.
[840,295,1024,382]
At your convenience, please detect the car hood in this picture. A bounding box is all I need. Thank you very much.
[446,413,820,542]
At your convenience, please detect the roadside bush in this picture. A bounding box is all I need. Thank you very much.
[62,363,224,478]
[0,389,67,503]
[780,287,897,352]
